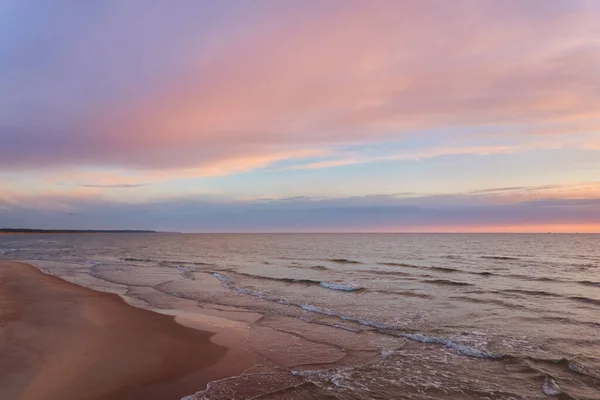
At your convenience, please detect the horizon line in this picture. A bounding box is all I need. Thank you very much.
[3,229,598,235]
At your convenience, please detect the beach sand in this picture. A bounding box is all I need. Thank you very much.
[0,261,249,400]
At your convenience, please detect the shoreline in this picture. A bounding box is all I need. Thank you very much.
[0,261,254,400]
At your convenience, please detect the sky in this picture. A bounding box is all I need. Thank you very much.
[1,0,600,232]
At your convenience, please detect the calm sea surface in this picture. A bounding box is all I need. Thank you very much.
[1,233,599,399]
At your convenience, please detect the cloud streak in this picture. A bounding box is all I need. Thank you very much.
[2,182,599,232]
[1,1,600,173]
[77,184,148,188]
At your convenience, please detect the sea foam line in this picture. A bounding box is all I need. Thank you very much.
[319,281,362,292]
[208,272,499,359]
[213,271,363,292]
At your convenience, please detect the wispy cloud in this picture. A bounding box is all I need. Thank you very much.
[2,1,600,232]
[77,183,149,188]
[1,1,599,174]
[2,182,599,232]
[285,145,515,171]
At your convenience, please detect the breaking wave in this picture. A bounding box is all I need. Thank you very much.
[122,257,213,266]
[209,272,498,359]
[398,333,500,359]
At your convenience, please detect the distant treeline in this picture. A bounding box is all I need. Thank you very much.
[0,228,157,234]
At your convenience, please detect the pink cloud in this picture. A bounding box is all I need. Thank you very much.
[2,1,600,173]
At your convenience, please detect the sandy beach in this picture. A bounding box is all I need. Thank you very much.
[0,261,248,400]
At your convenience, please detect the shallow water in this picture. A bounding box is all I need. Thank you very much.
[1,233,599,399]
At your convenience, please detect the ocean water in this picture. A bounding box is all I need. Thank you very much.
[1,233,599,399]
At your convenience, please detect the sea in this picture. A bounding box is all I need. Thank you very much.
[1,233,599,399]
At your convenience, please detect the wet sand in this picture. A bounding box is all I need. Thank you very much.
[0,261,247,400]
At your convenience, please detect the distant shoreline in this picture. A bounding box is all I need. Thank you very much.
[0,229,156,234]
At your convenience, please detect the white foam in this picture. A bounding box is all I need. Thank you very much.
[209,272,500,360]
[292,367,354,390]
[301,304,338,316]
[381,349,395,358]
[401,333,499,359]
[320,281,361,291]
[542,376,560,396]
[176,265,194,279]
[212,272,231,284]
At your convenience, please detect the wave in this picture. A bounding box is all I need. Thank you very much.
[332,323,362,332]
[327,258,362,264]
[546,358,599,380]
[396,333,500,359]
[525,315,600,329]
[568,296,600,306]
[211,271,364,293]
[480,256,521,260]
[122,257,212,266]
[211,274,294,306]
[513,355,600,387]
[219,270,324,286]
[501,273,568,284]
[379,262,420,268]
[122,257,154,262]
[300,304,342,317]
[237,272,323,286]
[208,271,500,360]
[425,279,473,286]
[578,280,600,287]
[379,262,482,276]
[501,290,600,306]
[289,264,331,271]
[505,357,596,399]
[208,271,500,359]
[502,289,563,298]
[320,282,363,292]
[449,296,525,309]
[429,266,458,273]
[378,290,431,298]
[361,270,415,278]
[160,260,212,266]
[377,262,515,280]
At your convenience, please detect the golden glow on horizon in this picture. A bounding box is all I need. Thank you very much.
[367,224,600,234]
